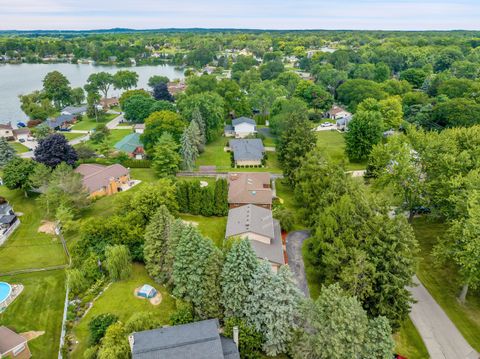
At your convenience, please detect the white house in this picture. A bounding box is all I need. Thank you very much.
[134,124,145,134]
[0,123,14,140]
[224,117,257,138]
[326,105,352,120]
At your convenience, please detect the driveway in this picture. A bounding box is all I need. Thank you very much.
[408,276,479,359]
[286,230,310,297]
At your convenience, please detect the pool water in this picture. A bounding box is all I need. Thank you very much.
[0,282,12,303]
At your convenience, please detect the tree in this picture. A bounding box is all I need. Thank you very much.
[70,87,85,105]
[345,111,384,162]
[85,72,115,99]
[434,191,480,303]
[221,239,259,318]
[125,312,162,333]
[292,284,394,359]
[148,75,169,88]
[186,74,217,95]
[150,100,176,113]
[177,92,225,142]
[400,68,428,88]
[223,317,263,359]
[105,245,132,281]
[248,81,287,118]
[260,60,285,80]
[294,80,333,112]
[191,107,206,152]
[86,90,102,120]
[113,70,138,90]
[88,313,118,345]
[90,123,110,144]
[34,133,78,167]
[97,322,130,359]
[270,97,309,136]
[3,157,35,196]
[43,71,72,108]
[213,178,229,216]
[180,121,200,171]
[19,91,56,120]
[216,79,250,117]
[153,82,174,101]
[144,205,174,284]
[75,144,97,160]
[313,66,348,94]
[122,95,156,123]
[0,138,16,167]
[142,110,186,149]
[336,79,387,110]
[152,132,181,177]
[432,98,480,128]
[357,96,403,130]
[119,89,151,108]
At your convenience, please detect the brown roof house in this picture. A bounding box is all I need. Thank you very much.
[325,105,351,120]
[75,164,131,198]
[100,97,119,109]
[0,123,15,141]
[0,326,31,358]
[225,204,284,272]
[228,172,272,209]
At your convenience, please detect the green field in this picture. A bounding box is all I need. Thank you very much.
[71,264,176,359]
[70,114,118,131]
[316,130,367,171]
[0,270,66,359]
[178,214,227,247]
[10,142,30,154]
[0,188,67,273]
[413,217,480,352]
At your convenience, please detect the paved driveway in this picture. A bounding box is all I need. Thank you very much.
[286,230,310,297]
[408,276,479,359]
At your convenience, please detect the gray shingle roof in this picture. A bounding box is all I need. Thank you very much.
[131,319,239,359]
[229,139,264,161]
[249,219,285,265]
[47,114,75,129]
[61,105,87,115]
[232,117,256,126]
[226,204,274,239]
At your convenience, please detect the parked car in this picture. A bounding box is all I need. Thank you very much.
[16,122,26,127]
[321,122,333,127]
[18,138,25,143]
[58,127,72,132]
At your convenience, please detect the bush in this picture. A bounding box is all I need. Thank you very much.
[88,313,118,345]
[224,317,263,359]
[273,207,294,232]
[122,159,151,168]
[169,301,194,325]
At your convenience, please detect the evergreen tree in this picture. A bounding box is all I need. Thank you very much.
[144,205,173,284]
[200,186,215,216]
[152,132,181,178]
[153,82,174,101]
[188,181,202,215]
[213,178,229,216]
[0,138,16,167]
[191,106,206,152]
[164,219,190,288]
[180,122,199,171]
[175,181,190,213]
[221,239,259,318]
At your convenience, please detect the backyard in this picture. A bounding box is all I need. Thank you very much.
[316,130,367,171]
[178,214,227,247]
[70,114,118,131]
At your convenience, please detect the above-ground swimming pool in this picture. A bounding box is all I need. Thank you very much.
[0,282,12,307]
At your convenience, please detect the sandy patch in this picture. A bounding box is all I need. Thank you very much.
[21,331,45,341]
[38,221,56,235]
[182,220,199,227]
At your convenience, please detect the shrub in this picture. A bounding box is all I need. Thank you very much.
[88,313,118,345]
[169,301,194,325]
[224,317,263,359]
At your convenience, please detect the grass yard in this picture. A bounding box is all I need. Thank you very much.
[178,214,227,248]
[59,132,86,141]
[316,130,367,171]
[10,142,30,154]
[0,188,67,273]
[275,179,304,230]
[413,217,480,352]
[71,264,176,359]
[0,270,66,359]
[84,128,132,151]
[394,317,429,359]
[70,114,118,131]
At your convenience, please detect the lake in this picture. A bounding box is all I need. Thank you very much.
[0,63,185,124]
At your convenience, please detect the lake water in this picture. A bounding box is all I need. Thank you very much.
[0,63,185,123]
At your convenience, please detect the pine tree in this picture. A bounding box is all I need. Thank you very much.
[188,181,202,215]
[180,122,199,171]
[152,132,181,177]
[164,219,189,288]
[143,205,173,284]
[0,138,16,167]
[175,181,190,213]
[213,178,229,216]
[221,239,259,318]
[191,106,206,153]
[200,186,214,216]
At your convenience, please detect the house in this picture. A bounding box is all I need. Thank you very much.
[228,172,272,209]
[12,128,31,142]
[224,117,257,138]
[46,114,76,130]
[100,97,119,109]
[61,105,87,116]
[114,133,145,159]
[225,204,285,272]
[167,81,186,96]
[229,139,264,167]
[0,198,19,246]
[129,319,239,359]
[336,115,352,131]
[326,105,352,120]
[75,163,131,197]
[0,326,31,358]
[0,123,14,141]
[133,124,145,134]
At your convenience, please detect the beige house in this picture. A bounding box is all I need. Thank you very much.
[326,105,351,120]
[228,172,272,209]
[225,204,285,272]
[0,326,31,358]
[75,164,130,198]
[0,123,15,141]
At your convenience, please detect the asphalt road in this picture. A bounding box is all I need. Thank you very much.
[285,230,310,297]
[408,276,479,359]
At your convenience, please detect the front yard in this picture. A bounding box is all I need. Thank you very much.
[316,130,367,171]
[59,132,86,141]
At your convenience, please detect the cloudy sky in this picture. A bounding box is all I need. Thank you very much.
[0,0,479,31]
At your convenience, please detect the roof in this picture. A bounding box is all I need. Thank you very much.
[229,139,264,162]
[0,202,13,215]
[62,105,87,115]
[75,163,129,194]
[47,114,75,129]
[134,123,145,129]
[226,204,275,239]
[249,218,285,265]
[0,215,16,224]
[115,133,144,153]
[336,115,352,126]
[138,284,156,295]
[232,117,256,126]
[328,105,350,116]
[0,122,13,131]
[13,128,30,136]
[228,172,272,206]
[131,319,239,359]
[224,125,234,132]
[0,326,27,355]
[100,97,119,106]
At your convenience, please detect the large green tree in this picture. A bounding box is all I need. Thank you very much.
[152,132,181,177]
[113,70,138,90]
[142,110,186,149]
[0,138,16,167]
[43,71,72,108]
[345,110,384,162]
[179,121,200,171]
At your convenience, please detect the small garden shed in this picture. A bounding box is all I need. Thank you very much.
[137,284,157,299]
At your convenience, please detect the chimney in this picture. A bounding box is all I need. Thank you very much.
[233,326,239,349]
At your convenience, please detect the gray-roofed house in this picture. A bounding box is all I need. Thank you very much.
[226,204,285,272]
[224,117,257,138]
[46,114,76,130]
[229,139,264,167]
[0,326,31,358]
[129,319,239,359]
[61,105,87,116]
[336,115,352,131]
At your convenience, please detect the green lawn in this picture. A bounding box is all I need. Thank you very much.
[71,264,176,359]
[394,317,429,359]
[413,217,480,352]
[275,179,304,230]
[59,132,86,141]
[178,214,227,248]
[10,142,30,154]
[316,130,367,171]
[0,188,67,273]
[70,114,118,131]
[0,270,66,359]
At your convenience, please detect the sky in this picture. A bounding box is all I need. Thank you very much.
[0,0,479,31]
